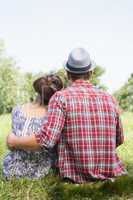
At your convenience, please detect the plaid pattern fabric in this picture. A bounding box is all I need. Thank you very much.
[36,80,127,183]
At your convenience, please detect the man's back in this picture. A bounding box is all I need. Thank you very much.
[35,47,127,183]
[51,80,126,183]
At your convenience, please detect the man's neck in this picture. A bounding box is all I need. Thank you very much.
[71,79,90,83]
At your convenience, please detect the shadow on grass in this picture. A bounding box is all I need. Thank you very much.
[1,167,133,200]
[44,175,133,200]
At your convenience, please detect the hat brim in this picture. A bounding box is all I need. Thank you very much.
[63,60,96,74]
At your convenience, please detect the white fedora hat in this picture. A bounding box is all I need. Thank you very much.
[64,48,95,74]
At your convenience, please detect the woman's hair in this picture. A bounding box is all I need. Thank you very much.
[33,74,63,105]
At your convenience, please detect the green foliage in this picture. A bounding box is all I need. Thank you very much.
[0,39,5,55]
[0,112,133,199]
[90,66,107,90]
[57,68,68,88]
[114,74,133,112]
[18,72,37,104]
[0,57,20,114]
[0,41,21,113]
[0,41,39,114]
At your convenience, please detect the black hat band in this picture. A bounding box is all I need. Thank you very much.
[66,62,91,72]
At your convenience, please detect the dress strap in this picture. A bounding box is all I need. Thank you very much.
[21,118,31,136]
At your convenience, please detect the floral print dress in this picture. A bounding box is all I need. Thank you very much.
[3,106,56,179]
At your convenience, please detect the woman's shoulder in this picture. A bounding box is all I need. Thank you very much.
[11,105,24,127]
[12,103,31,120]
[12,104,33,120]
[12,105,22,116]
[20,102,47,120]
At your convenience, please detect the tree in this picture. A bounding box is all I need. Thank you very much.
[0,41,21,113]
[22,72,36,102]
[90,66,107,90]
[0,40,36,114]
[114,73,133,112]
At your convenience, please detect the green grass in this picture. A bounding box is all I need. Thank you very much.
[0,114,11,160]
[0,112,133,200]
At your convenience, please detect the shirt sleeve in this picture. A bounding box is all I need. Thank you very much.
[35,91,66,149]
[116,113,124,147]
[111,96,124,147]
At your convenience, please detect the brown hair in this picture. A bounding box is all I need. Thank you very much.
[33,74,63,105]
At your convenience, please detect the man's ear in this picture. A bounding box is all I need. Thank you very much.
[89,70,93,76]
[67,71,71,80]
[88,70,93,79]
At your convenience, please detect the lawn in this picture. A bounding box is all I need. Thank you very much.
[0,112,133,200]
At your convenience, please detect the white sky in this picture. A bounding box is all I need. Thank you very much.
[0,0,133,93]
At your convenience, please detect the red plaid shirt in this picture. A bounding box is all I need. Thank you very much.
[36,80,127,183]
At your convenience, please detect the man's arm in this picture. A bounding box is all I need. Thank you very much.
[111,97,124,147]
[7,133,40,150]
[7,92,66,150]
[35,92,66,148]
[116,113,124,147]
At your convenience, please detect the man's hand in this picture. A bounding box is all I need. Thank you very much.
[7,133,18,150]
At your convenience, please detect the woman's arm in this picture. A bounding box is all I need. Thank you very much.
[7,133,41,151]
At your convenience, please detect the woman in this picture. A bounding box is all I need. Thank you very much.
[3,74,63,179]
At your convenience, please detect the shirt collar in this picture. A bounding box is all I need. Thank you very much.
[71,79,93,87]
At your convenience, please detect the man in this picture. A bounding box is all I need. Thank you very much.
[7,48,127,183]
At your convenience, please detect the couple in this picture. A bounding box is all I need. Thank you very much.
[4,48,127,183]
